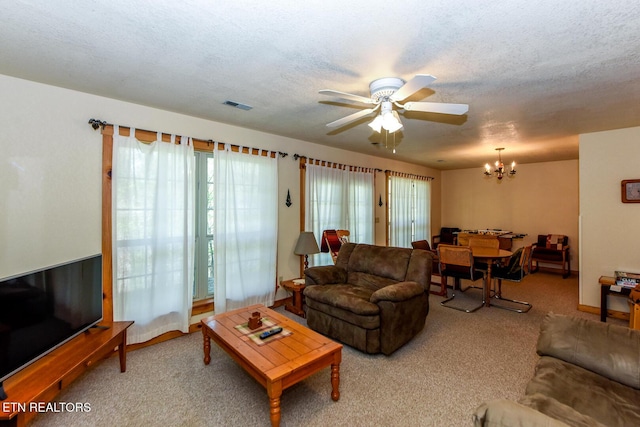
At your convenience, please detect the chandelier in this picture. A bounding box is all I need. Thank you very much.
[484,148,516,180]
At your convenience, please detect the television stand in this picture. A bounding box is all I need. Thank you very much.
[0,321,133,427]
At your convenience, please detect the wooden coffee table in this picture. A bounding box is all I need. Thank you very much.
[201,304,342,427]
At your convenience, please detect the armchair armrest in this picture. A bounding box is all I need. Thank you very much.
[304,265,347,286]
[370,281,424,304]
[473,399,570,427]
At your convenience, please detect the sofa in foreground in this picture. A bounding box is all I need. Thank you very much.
[473,312,640,427]
[303,243,432,355]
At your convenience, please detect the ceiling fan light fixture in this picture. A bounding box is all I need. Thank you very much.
[383,110,403,133]
[368,115,383,132]
[320,74,467,142]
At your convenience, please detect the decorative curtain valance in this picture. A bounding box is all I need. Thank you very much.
[98,122,286,158]
[385,170,434,181]
[296,154,378,174]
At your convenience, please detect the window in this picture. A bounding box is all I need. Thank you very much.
[388,174,430,247]
[305,162,374,266]
[193,151,214,300]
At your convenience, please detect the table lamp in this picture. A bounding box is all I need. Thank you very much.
[294,231,320,271]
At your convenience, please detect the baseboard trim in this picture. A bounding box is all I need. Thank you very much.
[578,304,630,321]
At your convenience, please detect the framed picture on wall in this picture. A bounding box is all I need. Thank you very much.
[621,179,640,203]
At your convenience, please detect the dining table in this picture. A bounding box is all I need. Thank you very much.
[470,246,513,307]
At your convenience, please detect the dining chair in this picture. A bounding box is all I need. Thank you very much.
[411,240,446,296]
[490,245,533,313]
[437,244,486,313]
[468,236,500,272]
[321,229,350,264]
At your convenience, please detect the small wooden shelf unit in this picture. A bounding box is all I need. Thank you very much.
[0,321,133,427]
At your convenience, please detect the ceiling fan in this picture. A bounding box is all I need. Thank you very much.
[319,74,468,133]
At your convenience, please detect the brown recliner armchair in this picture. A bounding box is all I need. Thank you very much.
[303,243,432,355]
[531,234,570,278]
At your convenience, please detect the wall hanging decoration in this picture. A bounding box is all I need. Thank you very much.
[286,189,292,207]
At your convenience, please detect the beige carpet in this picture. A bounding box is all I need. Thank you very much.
[29,272,626,427]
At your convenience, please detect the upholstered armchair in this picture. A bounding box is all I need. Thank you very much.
[303,243,432,355]
[531,234,570,278]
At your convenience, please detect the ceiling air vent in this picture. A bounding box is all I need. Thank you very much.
[223,100,252,111]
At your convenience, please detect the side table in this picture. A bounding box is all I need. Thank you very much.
[630,299,640,330]
[281,278,306,318]
[599,276,632,322]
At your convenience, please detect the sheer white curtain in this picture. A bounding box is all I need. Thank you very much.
[306,163,347,266]
[214,144,278,314]
[389,175,414,247]
[388,175,431,247]
[305,163,374,266]
[112,126,195,345]
[413,179,431,242]
[347,167,375,244]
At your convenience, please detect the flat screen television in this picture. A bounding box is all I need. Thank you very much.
[0,254,103,400]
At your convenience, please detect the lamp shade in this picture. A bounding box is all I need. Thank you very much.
[294,231,320,255]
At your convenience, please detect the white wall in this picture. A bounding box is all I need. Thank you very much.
[441,160,579,267]
[0,75,441,302]
[580,126,640,311]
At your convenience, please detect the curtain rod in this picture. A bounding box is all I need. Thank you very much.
[385,169,434,181]
[293,153,382,172]
[89,118,288,158]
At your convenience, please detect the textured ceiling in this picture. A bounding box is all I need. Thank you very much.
[1,1,640,169]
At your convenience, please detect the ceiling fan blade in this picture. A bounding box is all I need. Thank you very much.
[319,89,375,104]
[390,74,437,102]
[403,101,469,115]
[326,106,380,128]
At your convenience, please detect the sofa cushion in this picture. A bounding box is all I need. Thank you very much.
[545,234,566,248]
[347,244,412,286]
[526,356,640,427]
[304,284,379,316]
[347,271,398,290]
[307,299,380,332]
[536,313,640,389]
